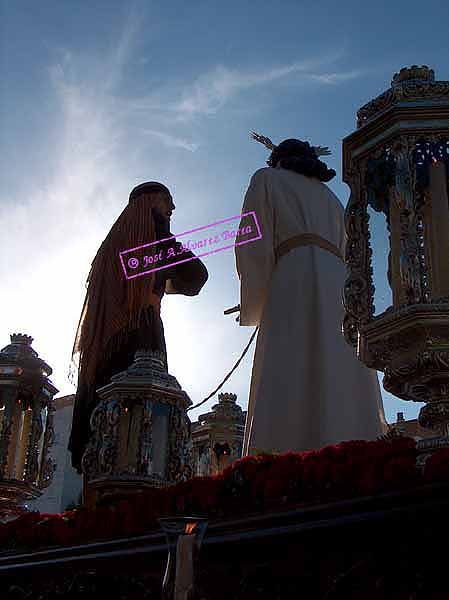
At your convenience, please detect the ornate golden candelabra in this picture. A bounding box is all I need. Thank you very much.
[343,66,449,449]
[0,334,58,516]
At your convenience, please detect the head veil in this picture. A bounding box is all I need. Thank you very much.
[70,182,170,388]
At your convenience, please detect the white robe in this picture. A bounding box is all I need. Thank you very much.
[235,167,388,456]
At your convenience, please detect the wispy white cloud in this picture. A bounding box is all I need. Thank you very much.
[172,63,305,117]
[103,5,143,92]
[170,59,363,119]
[106,48,361,123]
[309,70,362,84]
[142,129,199,152]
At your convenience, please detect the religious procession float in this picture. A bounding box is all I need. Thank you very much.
[1,65,449,599]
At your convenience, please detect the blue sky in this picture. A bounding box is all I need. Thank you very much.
[1,0,448,427]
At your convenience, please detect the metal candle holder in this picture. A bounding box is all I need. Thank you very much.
[159,516,208,600]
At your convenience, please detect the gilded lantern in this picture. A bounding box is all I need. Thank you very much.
[0,333,58,514]
[343,66,449,439]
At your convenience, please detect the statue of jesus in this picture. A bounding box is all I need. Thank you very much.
[235,136,388,456]
[69,181,208,473]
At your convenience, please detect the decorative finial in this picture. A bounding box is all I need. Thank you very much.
[392,65,435,88]
[10,333,34,345]
[357,65,445,128]
[218,392,237,403]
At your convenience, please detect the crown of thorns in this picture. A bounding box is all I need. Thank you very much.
[250,131,331,158]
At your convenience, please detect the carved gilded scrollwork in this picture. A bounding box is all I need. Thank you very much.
[419,398,449,433]
[357,65,449,128]
[0,390,16,478]
[343,167,375,347]
[138,398,153,477]
[167,406,193,483]
[38,404,55,488]
[98,398,121,476]
[81,397,120,479]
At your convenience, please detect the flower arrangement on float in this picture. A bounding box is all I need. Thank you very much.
[1,437,448,553]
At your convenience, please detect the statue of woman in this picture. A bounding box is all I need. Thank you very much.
[69,182,208,473]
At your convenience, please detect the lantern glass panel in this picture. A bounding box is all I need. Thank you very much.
[37,405,48,474]
[367,204,393,316]
[12,407,26,479]
[151,403,169,477]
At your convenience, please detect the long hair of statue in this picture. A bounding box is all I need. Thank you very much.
[70,192,163,388]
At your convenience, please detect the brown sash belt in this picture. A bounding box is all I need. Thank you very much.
[274,233,344,264]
